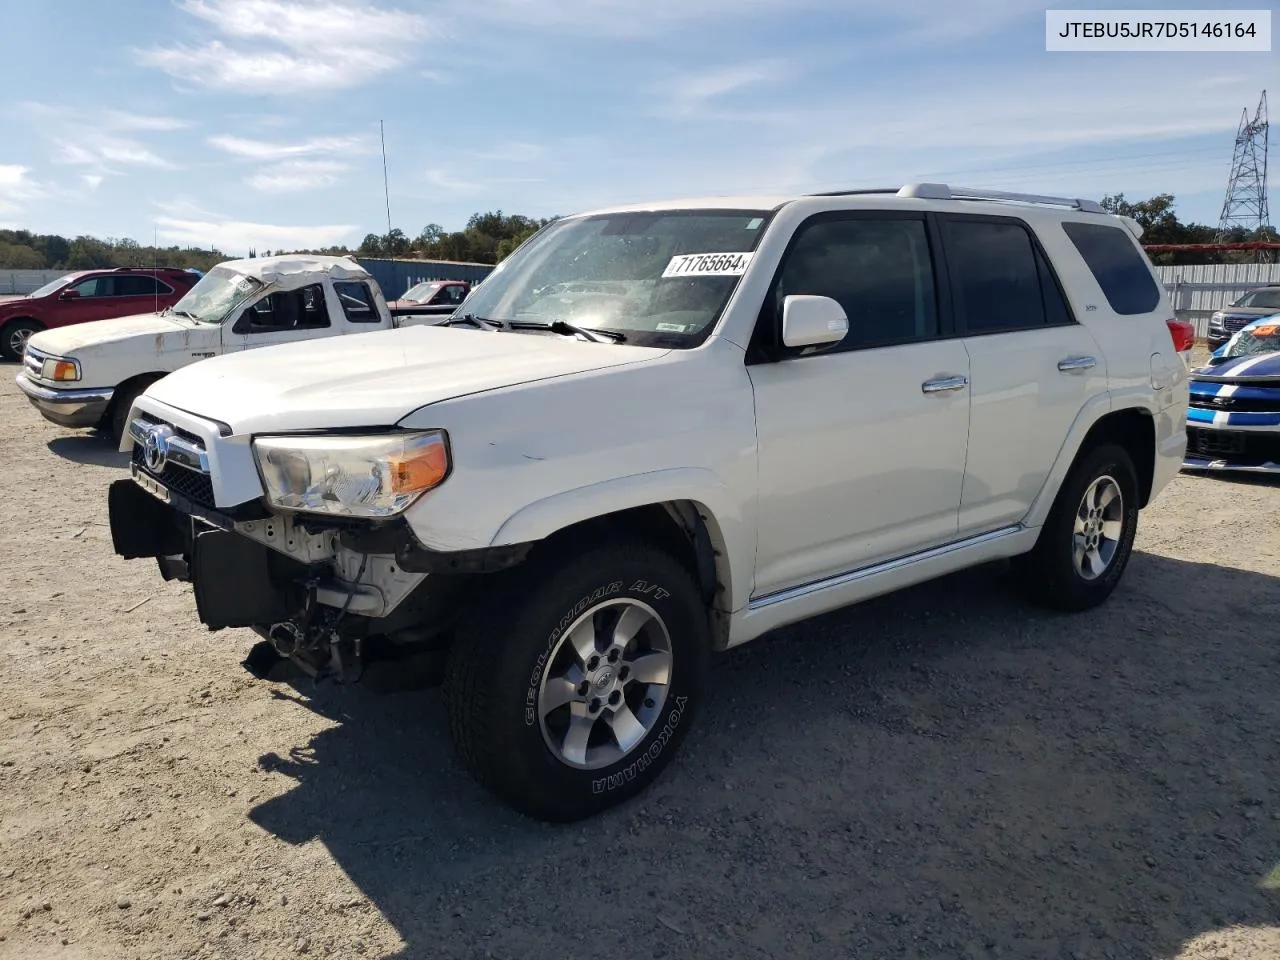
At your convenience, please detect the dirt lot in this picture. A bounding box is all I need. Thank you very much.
[1,362,1278,960]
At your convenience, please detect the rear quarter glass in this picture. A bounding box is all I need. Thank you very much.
[1060,220,1161,316]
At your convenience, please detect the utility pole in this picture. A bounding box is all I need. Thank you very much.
[380,120,393,237]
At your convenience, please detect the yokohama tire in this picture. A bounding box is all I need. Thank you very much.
[443,540,710,822]
[1016,441,1140,612]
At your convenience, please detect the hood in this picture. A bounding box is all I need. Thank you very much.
[146,325,669,434]
[1192,351,1280,384]
[1218,306,1280,318]
[27,311,201,355]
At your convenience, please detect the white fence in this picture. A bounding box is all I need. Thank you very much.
[1156,263,1280,338]
[0,270,74,295]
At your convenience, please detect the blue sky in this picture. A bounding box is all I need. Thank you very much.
[0,0,1276,256]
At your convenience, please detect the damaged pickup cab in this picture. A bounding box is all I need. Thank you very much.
[106,186,1186,822]
[17,255,433,440]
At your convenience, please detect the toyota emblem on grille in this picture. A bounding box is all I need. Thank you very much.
[142,424,174,472]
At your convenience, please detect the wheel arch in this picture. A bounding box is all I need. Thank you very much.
[102,371,168,428]
[1025,397,1158,529]
[488,471,746,648]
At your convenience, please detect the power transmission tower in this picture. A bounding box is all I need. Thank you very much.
[1216,90,1271,261]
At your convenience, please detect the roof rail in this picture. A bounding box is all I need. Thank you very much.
[896,182,1106,213]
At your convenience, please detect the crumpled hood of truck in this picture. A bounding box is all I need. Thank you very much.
[28,311,211,355]
[144,325,671,433]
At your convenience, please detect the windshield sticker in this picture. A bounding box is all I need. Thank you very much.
[746,218,763,230]
[233,275,256,293]
[662,252,754,278]
[655,322,691,333]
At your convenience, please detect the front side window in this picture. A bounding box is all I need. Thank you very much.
[71,276,110,298]
[762,215,939,354]
[238,284,331,333]
[944,218,1051,334]
[456,209,773,348]
[334,281,379,323]
[171,266,264,324]
[1061,220,1161,316]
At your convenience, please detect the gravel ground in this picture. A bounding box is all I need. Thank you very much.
[1,356,1279,960]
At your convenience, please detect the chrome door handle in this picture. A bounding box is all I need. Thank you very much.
[922,375,968,394]
[1057,355,1097,372]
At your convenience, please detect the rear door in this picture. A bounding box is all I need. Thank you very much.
[941,215,1107,536]
[111,274,173,317]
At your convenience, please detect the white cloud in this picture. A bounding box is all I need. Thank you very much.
[423,168,484,196]
[82,174,104,191]
[53,137,173,170]
[208,134,365,160]
[155,215,357,255]
[246,159,350,192]
[103,110,190,131]
[138,0,431,93]
[652,61,789,119]
[0,165,45,214]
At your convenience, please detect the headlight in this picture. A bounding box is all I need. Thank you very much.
[1209,313,1226,329]
[38,356,81,381]
[253,430,450,517]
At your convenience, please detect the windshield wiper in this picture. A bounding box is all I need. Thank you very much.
[170,309,199,321]
[439,313,508,331]
[510,319,626,343]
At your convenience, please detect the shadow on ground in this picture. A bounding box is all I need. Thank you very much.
[46,434,128,468]
[249,552,1280,960]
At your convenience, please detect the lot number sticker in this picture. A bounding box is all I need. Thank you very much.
[662,252,754,278]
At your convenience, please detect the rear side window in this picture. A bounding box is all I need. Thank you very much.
[1061,221,1160,315]
[115,275,171,296]
[334,281,380,323]
[944,219,1056,334]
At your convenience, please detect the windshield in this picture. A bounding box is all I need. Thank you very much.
[457,209,773,348]
[1231,288,1280,309]
[170,266,264,324]
[1222,320,1280,358]
[402,282,441,301]
[29,276,75,299]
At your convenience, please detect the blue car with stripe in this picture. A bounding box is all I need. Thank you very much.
[1184,313,1280,474]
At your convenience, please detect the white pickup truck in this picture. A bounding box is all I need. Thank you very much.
[16,255,436,440]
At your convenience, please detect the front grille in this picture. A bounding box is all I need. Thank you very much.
[132,445,216,509]
[1187,426,1280,464]
[1224,316,1256,332]
[22,351,42,380]
[1189,394,1280,413]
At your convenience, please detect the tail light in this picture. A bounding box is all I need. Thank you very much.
[1166,318,1195,354]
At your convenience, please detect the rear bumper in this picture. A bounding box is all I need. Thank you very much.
[15,373,113,427]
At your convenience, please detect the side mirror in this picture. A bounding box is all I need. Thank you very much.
[59,289,80,300]
[781,295,848,349]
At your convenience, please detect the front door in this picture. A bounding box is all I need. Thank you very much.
[938,215,1107,535]
[747,212,972,599]
[226,284,334,352]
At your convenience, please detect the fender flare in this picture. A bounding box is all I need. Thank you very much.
[1023,391,1157,529]
[489,467,750,613]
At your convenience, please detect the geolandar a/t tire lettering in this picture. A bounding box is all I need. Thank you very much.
[443,540,710,822]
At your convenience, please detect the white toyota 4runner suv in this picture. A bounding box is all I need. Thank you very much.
[107,184,1190,821]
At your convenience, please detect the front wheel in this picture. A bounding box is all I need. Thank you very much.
[1015,442,1140,612]
[1,319,42,363]
[444,540,710,822]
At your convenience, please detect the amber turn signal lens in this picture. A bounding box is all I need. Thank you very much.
[51,361,78,381]
[387,437,449,494]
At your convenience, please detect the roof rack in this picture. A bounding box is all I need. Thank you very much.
[895,182,1106,213]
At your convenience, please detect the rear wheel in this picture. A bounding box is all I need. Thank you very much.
[444,539,710,822]
[1015,442,1139,611]
[1,319,42,362]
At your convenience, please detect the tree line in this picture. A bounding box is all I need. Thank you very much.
[2,198,1275,271]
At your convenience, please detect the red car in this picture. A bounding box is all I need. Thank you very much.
[0,267,199,362]
[385,280,471,317]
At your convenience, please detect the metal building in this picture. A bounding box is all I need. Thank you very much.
[356,258,495,299]
[1156,262,1280,336]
